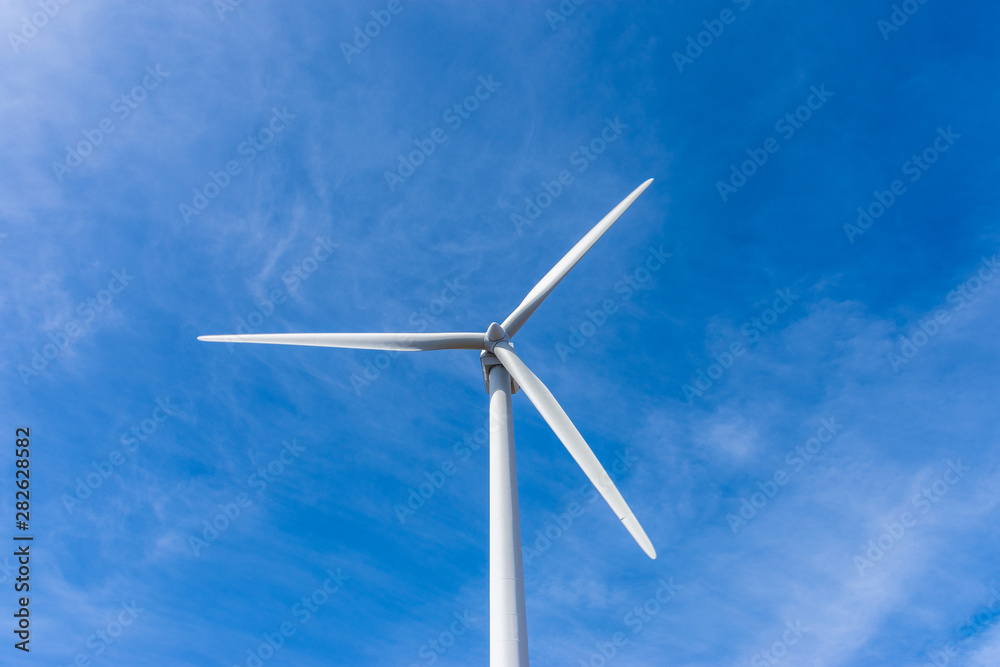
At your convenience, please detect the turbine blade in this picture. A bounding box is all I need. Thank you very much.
[501,179,653,337]
[492,342,656,559]
[197,332,485,351]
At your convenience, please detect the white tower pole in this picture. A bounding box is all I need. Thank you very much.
[489,364,530,667]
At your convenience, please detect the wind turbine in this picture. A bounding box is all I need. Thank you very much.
[199,179,657,666]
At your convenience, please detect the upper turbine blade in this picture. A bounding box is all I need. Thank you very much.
[491,341,656,559]
[501,179,653,337]
[197,332,485,351]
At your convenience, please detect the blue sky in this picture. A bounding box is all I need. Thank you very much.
[2,0,999,664]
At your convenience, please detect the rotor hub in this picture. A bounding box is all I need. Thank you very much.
[484,322,508,351]
[480,323,517,394]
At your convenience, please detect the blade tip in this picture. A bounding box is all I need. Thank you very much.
[634,178,654,197]
[623,515,657,559]
[636,532,657,559]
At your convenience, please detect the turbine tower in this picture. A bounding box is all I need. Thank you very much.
[199,179,657,666]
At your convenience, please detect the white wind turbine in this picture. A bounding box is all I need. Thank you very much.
[199,179,657,666]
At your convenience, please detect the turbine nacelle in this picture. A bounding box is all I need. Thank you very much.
[481,322,517,394]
